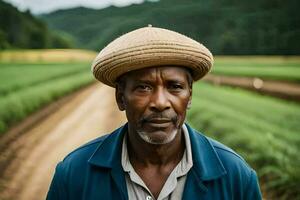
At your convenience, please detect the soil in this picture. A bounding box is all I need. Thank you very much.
[0,83,126,200]
[203,75,300,102]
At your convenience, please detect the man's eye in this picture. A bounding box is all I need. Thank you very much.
[169,84,183,90]
[136,85,151,91]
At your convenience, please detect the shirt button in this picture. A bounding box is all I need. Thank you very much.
[146,196,152,200]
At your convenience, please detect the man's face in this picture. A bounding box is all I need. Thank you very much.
[116,66,192,145]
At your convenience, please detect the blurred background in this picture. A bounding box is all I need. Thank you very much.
[0,0,299,199]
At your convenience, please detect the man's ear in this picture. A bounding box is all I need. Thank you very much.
[115,85,126,111]
[187,85,192,109]
[187,97,192,109]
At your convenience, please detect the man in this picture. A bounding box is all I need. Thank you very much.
[47,26,262,200]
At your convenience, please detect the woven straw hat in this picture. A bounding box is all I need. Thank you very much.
[92,26,213,87]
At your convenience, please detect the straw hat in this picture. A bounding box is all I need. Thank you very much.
[92,26,213,87]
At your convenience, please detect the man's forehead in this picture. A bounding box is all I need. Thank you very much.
[121,66,191,81]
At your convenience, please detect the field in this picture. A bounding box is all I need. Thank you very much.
[187,83,300,199]
[189,56,300,199]
[0,50,97,134]
[213,56,300,82]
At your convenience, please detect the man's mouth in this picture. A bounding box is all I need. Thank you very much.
[145,118,172,128]
[148,118,171,123]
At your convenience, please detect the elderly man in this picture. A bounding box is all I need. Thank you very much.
[47,26,262,200]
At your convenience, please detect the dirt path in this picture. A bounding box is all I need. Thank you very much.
[203,75,300,102]
[0,83,126,200]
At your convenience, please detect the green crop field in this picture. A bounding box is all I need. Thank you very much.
[213,56,300,82]
[187,82,300,199]
[0,62,94,134]
[0,63,91,96]
[0,49,97,135]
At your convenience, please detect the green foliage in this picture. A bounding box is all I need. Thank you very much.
[0,63,89,95]
[213,56,300,82]
[0,0,74,49]
[0,62,94,134]
[49,31,74,48]
[40,0,300,55]
[187,82,300,198]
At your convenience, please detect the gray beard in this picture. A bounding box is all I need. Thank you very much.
[137,129,178,145]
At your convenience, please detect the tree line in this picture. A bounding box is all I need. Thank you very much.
[1,0,299,54]
[0,0,73,49]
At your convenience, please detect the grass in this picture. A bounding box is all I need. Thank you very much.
[0,72,94,132]
[0,63,91,95]
[0,49,97,134]
[0,63,94,134]
[213,56,300,82]
[187,82,300,199]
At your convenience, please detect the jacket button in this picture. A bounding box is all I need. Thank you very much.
[146,196,153,200]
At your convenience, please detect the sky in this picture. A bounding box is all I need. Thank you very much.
[4,0,148,14]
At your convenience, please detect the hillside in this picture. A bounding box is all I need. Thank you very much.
[0,0,73,49]
[41,0,300,55]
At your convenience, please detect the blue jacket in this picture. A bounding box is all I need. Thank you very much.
[47,123,262,200]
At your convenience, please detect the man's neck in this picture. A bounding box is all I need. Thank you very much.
[126,127,186,199]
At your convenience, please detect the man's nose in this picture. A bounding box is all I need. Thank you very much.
[149,88,171,112]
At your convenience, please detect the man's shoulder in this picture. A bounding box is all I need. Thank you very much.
[48,133,110,194]
[56,125,126,173]
[187,126,262,199]
[208,137,247,165]
[190,127,254,175]
[63,134,109,163]
[208,137,253,172]
[190,128,259,194]
[54,134,109,173]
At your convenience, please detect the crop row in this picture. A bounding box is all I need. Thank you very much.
[187,82,300,199]
[0,63,91,95]
[0,70,94,134]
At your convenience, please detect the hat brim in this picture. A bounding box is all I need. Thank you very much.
[92,42,213,87]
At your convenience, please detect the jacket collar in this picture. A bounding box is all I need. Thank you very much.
[88,123,226,180]
[185,124,227,181]
[88,125,126,168]
[88,125,128,199]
